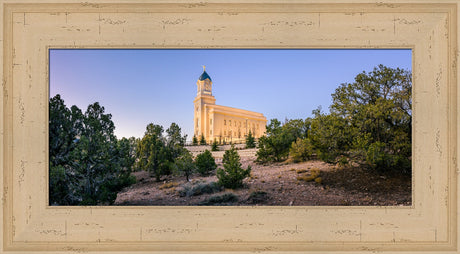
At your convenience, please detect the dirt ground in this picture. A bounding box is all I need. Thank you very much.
[114,147,412,206]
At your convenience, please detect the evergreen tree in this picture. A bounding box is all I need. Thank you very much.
[136,123,168,181]
[192,135,198,145]
[200,134,206,145]
[216,145,251,189]
[49,95,136,205]
[175,150,196,181]
[211,139,219,151]
[245,130,256,148]
[195,150,217,175]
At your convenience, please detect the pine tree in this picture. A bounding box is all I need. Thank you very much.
[211,139,219,151]
[216,145,251,189]
[200,134,206,145]
[192,135,198,146]
[195,150,217,176]
[245,130,256,148]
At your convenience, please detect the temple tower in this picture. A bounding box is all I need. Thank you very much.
[193,66,216,141]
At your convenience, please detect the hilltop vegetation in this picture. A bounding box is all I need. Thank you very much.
[257,65,412,175]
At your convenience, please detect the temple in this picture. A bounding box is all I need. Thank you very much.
[193,66,267,144]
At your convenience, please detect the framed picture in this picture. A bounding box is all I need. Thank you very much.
[1,1,457,253]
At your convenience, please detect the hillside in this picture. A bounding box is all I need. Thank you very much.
[114,147,411,206]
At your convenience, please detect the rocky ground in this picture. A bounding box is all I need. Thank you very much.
[114,147,412,206]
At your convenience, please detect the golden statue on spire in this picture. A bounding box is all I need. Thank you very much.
[202,65,206,71]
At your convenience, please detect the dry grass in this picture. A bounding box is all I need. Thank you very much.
[159,181,179,190]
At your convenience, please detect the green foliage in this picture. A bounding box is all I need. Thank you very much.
[216,145,251,189]
[253,65,411,175]
[245,130,256,148]
[327,64,412,173]
[211,139,219,151]
[195,150,217,176]
[175,150,196,182]
[256,119,311,163]
[136,122,187,181]
[289,138,314,163]
[309,110,352,163]
[192,135,198,145]
[49,95,136,205]
[200,134,206,145]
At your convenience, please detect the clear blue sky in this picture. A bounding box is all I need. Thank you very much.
[49,49,412,140]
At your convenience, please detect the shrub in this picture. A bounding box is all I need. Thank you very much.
[247,190,268,204]
[366,142,391,171]
[289,138,314,162]
[216,145,251,189]
[200,192,238,205]
[297,169,321,183]
[159,181,179,190]
[195,150,217,175]
[178,180,222,197]
[337,156,349,169]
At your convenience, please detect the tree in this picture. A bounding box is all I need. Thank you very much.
[49,95,137,205]
[256,118,308,163]
[289,138,314,163]
[195,150,217,175]
[245,130,256,148]
[136,123,168,181]
[166,122,187,160]
[200,134,206,145]
[192,135,198,145]
[211,139,219,151]
[49,95,82,205]
[308,109,352,163]
[327,65,412,173]
[69,102,122,205]
[216,145,251,189]
[175,150,196,181]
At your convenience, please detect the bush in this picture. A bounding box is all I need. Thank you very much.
[178,180,222,197]
[247,190,268,204]
[195,150,217,175]
[200,192,238,205]
[366,142,411,174]
[296,169,321,183]
[366,142,391,171]
[289,138,314,162]
[216,145,251,189]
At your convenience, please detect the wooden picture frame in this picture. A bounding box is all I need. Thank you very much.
[1,1,458,253]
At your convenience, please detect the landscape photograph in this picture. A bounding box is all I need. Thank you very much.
[49,49,412,206]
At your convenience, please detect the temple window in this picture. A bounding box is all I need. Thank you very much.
[224,120,226,125]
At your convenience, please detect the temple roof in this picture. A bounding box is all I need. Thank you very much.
[198,70,212,81]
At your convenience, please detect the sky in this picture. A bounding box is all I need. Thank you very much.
[49,49,412,141]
